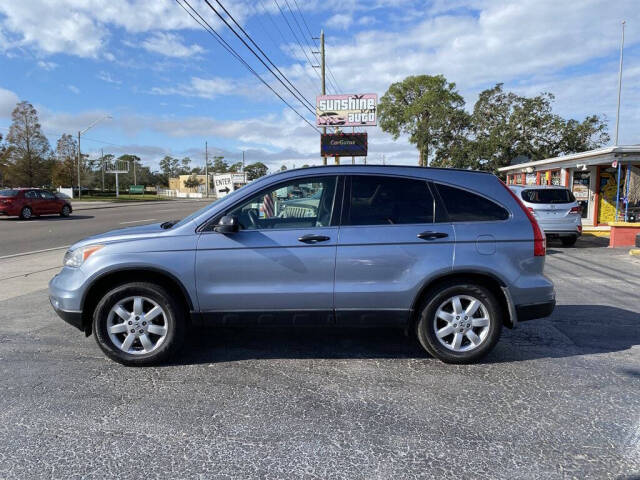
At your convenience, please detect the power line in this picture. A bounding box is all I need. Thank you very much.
[255,0,319,94]
[283,0,338,94]
[175,0,320,132]
[290,0,342,94]
[207,0,314,111]
[273,0,322,84]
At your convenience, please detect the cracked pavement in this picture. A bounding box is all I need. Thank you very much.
[0,235,638,479]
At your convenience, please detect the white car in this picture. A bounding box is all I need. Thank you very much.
[509,185,582,246]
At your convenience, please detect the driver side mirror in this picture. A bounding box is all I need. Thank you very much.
[214,214,239,234]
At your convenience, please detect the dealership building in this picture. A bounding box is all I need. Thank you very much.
[498,146,640,226]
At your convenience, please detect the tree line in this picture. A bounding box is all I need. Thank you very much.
[378,75,609,170]
[0,101,270,189]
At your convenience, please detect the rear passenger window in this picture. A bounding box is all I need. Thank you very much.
[435,183,509,222]
[347,176,437,225]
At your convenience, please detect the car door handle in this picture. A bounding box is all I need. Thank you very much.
[417,231,449,240]
[298,234,330,244]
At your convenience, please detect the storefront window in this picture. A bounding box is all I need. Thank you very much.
[551,170,561,186]
[572,171,590,219]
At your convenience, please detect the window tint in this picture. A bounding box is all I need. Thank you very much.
[0,189,19,197]
[25,190,39,199]
[347,176,436,226]
[436,183,509,222]
[226,176,337,231]
[40,191,55,199]
[521,188,575,204]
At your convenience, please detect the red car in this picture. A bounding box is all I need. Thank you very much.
[0,188,72,219]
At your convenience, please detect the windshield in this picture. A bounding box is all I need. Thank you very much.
[521,188,575,204]
[170,182,253,229]
[0,189,19,197]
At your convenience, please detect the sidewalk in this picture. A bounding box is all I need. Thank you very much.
[71,198,210,211]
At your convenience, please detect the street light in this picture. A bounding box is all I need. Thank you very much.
[77,114,112,199]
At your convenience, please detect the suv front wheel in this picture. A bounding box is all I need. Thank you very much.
[416,283,502,364]
[93,282,185,366]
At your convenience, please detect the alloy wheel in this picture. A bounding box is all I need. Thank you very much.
[107,296,169,355]
[433,294,491,352]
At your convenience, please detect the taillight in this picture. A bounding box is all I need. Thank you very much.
[569,206,581,214]
[500,180,546,256]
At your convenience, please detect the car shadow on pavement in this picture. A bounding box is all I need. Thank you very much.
[546,235,609,254]
[166,304,639,366]
[0,215,94,222]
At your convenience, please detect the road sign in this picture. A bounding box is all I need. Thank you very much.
[129,185,144,194]
[321,133,368,157]
[316,93,377,127]
[213,173,248,198]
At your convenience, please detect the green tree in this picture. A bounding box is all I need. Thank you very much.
[468,84,609,172]
[0,133,11,187]
[52,133,77,187]
[212,156,228,173]
[159,155,180,179]
[183,174,203,191]
[244,162,268,180]
[228,161,243,172]
[179,157,192,175]
[378,75,468,166]
[5,101,51,186]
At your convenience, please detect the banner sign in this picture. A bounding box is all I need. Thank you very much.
[321,133,368,157]
[316,93,377,127]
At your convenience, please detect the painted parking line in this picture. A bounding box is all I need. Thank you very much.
[119,218,157,225]
[0,245,70,260]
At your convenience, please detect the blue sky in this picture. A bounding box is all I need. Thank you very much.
[0,0,639,172]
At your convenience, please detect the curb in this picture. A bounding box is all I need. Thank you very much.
[72,199,209,211]
[630,249,640,257]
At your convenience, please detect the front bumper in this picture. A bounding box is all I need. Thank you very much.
[516,299,556,322]
[50,296,84,331]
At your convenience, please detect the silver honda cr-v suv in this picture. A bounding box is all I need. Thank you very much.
[49,165,555,365]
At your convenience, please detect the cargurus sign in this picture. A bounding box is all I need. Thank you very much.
[316,93,378,127]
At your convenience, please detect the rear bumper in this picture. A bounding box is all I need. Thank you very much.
[516,299,556,322]
[543,230,581,238]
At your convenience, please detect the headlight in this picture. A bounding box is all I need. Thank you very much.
[63,245,103,267]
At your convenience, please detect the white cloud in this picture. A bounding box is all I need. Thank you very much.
[0,0,246,58]
[150,76,246,99]
[36,60,57,70]
[67,85,80,95]
[0,87,20,118]
[141,32,204,58]
[97,71,122,85]
[327,13,353,30]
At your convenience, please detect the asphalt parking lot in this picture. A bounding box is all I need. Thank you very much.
[0,235,638,479]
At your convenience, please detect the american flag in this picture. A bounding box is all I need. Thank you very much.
[261,193,274,218]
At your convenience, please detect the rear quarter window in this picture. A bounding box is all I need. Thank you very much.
[521,189,575,204]
[0,189,19,197]
[435,183,510,222]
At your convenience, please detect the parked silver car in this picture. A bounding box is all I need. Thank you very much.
[49,166,555,366]
[509,185,582,246]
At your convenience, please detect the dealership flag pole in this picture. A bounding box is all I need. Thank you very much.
[614,20,625,221]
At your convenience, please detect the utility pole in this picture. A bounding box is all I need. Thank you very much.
[614,20,625,221]
[77,131,81,198]
[205,141,209,197]
[321,30,327,166]
[101,148,104,192]
[242,150,245,172]
[133,159,137,185]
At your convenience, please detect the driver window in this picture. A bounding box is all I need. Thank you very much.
[227,176,337,231]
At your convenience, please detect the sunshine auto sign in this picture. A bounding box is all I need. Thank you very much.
[316,93,377,127]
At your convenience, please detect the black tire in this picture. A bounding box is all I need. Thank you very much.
[416,282,503,364]
[561,236,577,247]
[93,282,185,366]
[60,204,71,217]
[20,206,32,220]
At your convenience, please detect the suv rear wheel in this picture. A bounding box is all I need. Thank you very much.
[416,283,502,364]
[93,282,185,366]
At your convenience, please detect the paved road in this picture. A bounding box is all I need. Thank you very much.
[0,235,638,479]
[0,200,207,257]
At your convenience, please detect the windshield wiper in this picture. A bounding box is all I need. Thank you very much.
[161,220,180,229]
